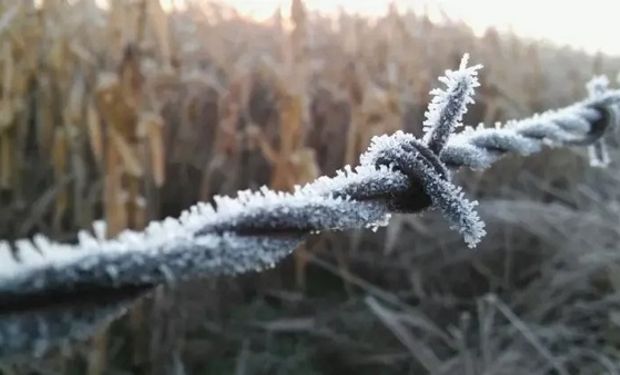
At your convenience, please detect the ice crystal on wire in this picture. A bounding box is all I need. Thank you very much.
[419,166,486,248]
[423,53,482,154]
[587,76,610,97]
[361,130,486,248]
[440,91,618,169]
[586,76,612,167]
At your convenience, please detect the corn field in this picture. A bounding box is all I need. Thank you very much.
[1,0,620,374]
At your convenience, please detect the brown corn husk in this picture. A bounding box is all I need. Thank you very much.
[138,112,165,187]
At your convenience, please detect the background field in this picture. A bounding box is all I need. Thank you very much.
[1,0,620,374]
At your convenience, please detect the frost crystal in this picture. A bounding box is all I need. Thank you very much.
[586,76,612,167]
[423,53,482,154]
[421,171,486,248]
[587,76,610,97]
[360,130,486,247]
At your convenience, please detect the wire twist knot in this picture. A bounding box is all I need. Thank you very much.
[375,137,449,212]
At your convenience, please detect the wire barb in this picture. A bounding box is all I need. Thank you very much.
[423,53,482,154]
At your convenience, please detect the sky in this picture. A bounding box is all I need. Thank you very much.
[160,0,620,56]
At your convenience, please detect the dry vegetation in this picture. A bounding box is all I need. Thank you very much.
[1,0,620,374]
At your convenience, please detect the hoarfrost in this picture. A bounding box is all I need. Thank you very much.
[423,53,482,154]
[586,76,612,167]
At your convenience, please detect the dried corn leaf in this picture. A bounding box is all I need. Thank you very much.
[138,112,165,187]
[51,127,68,226]
[36,76,55,154]
[64,75,86,128]
[0,99,14,132]
[109,127,143,178]
[95,73,138,139]
[87,102,103,164]
[103,144,126,237]
[0,131,11,189]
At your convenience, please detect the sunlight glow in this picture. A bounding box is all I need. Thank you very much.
[192,0,620,56]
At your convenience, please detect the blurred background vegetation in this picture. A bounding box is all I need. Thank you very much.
[1,0,620,374]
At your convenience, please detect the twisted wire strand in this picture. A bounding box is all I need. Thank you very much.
[441,97,617,169]
[0,60,618,357]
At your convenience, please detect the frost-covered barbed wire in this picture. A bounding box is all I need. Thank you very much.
[0,55,618,358]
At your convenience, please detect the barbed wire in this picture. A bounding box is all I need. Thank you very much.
[0,55,618,358]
